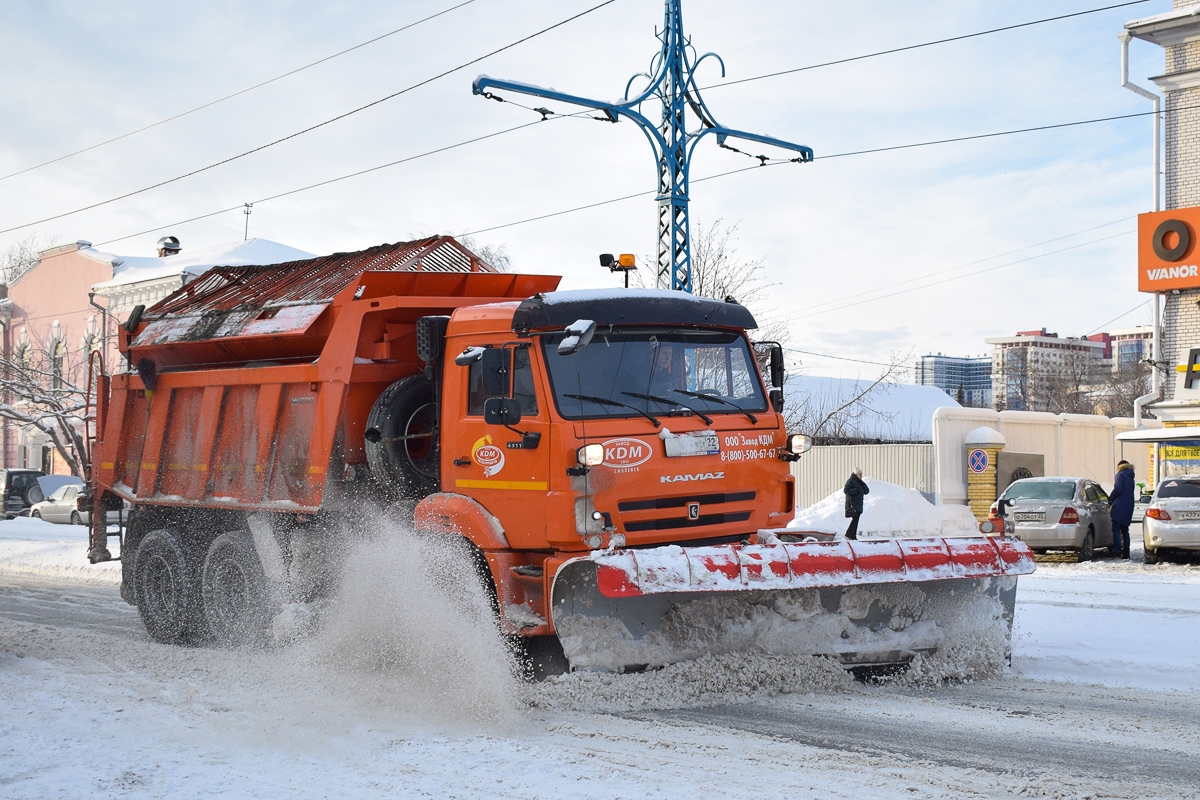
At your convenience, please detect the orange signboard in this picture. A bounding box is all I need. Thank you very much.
[1139,206,1200,292]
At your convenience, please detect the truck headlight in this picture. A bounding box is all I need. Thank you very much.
[577,443,604,466]
[786,434,812,455]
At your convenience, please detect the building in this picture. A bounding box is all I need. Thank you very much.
[1110,325,1154,371]
[0,237,314,472]
[914,354,992,408]
[985,329,1108,411]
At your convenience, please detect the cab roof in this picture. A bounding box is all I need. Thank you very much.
[511,288,757,333]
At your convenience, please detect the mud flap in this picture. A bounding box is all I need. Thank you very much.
[549,537,1029,672]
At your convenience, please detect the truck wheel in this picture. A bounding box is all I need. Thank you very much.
[1077,530,1095,563]
[202,531,270,647]
[133,529,205,644]
[365,376,439,500]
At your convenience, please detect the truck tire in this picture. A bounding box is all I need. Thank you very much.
[364,376,439,501]
[202,531,270,647]
[133,529,206,644]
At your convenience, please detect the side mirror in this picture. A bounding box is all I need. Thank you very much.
[480,348,511,396]
[557,319,596,356]
[483,397,522,426]
[768,343,784,412]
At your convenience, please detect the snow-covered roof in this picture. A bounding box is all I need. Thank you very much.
[87,239,315,292]
[785,375,960,441]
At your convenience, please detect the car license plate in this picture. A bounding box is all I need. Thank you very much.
[664,433,720,457]
[1179,511,1200,520]
[1014,512,1044,522]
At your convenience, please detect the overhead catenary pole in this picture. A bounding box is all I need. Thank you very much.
[473,0,813,293]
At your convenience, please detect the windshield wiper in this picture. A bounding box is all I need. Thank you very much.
[621,391,713,425]
[673,389,758,424]
[564,393,661,427]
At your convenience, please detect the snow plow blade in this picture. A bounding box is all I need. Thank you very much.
[549,536,1035,672]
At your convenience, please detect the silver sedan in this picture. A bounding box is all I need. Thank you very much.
[994,477,1114,562]
[1143,475,1200,564]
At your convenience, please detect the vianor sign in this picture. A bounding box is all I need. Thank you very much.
[1139,207,1200,292]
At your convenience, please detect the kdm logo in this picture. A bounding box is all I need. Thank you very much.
[471,435,505,477]
[660,471,724,483]
[602,437,652,467]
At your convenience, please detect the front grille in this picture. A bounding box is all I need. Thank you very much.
[624,511,753,532]
[618,491,755,512]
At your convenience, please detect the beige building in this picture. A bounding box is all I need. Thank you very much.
[986,329,1107,411]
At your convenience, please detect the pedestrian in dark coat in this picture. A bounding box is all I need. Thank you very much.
[1109,460,1136,559]
[844,468,869,541]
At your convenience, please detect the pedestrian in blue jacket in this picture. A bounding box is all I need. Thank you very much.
[1109,460,1135,559]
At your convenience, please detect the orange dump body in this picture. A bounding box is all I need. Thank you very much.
[90,268,560,519]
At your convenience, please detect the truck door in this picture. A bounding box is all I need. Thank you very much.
[444,344,550,548]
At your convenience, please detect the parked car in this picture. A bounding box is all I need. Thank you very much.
[1132,492,1153,524]
[993,477,1115,561]
[1143,475,1200,564]
[1,469,47,519]
[29,479,126,525]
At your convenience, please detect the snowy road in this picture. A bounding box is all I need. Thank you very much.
[657,683,1200,791]
[4,518,1200,799]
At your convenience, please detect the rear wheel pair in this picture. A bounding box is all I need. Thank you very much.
[133,528,269,646]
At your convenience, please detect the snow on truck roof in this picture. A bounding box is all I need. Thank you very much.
[511,288,758,332]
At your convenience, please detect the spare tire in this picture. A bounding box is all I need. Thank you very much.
[23,484,44,506]
[364,376,439,501]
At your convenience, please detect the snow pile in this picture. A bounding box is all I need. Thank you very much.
[788,477,979,539]
[0,516,119,585]
[529,652,854,712]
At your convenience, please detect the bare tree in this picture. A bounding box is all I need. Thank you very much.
[786,354,912,444]
[1,233,60,285]
[1040,341,1104,415]
[0,339,93,477]
[635,219,792,347]
[1095,361,1152,418]
[454,233,511,272]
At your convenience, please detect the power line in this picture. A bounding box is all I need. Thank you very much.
[0,0,479,183]
[89,101,1162,252]
[703,1,1151,91]
[795,229,1135,320]
[786,348,915,370]
[0,0,616,236]
[1086,300,1151,336]
[793,216,1137,315]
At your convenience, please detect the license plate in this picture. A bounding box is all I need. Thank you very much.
[1014,512,1044,522]
[664,433,720,458]
[1179,511,1200,520]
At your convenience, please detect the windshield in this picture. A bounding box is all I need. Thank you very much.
[542,329,767,420]
[1002,481,1076,502]
[1157,479,1200,498]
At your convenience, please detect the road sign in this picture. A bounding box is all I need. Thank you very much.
[969,448,989,473]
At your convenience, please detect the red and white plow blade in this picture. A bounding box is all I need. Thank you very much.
[591,536,1035,597]
[549,537,1035,672]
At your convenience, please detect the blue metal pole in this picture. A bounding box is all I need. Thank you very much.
[473,0,812,292]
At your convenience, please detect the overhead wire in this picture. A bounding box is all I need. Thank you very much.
[0,0,480,183]
[0,0,616,236]
[701,0,1152,92]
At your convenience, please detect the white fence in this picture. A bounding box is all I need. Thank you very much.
[791,444,936,508]
[932,408,1159,504]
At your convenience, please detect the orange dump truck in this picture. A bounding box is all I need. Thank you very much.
[86,238,1034,672]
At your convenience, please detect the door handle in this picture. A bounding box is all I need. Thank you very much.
[453,458,470,467]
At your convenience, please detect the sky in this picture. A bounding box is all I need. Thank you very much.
[0,0,1173,380]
